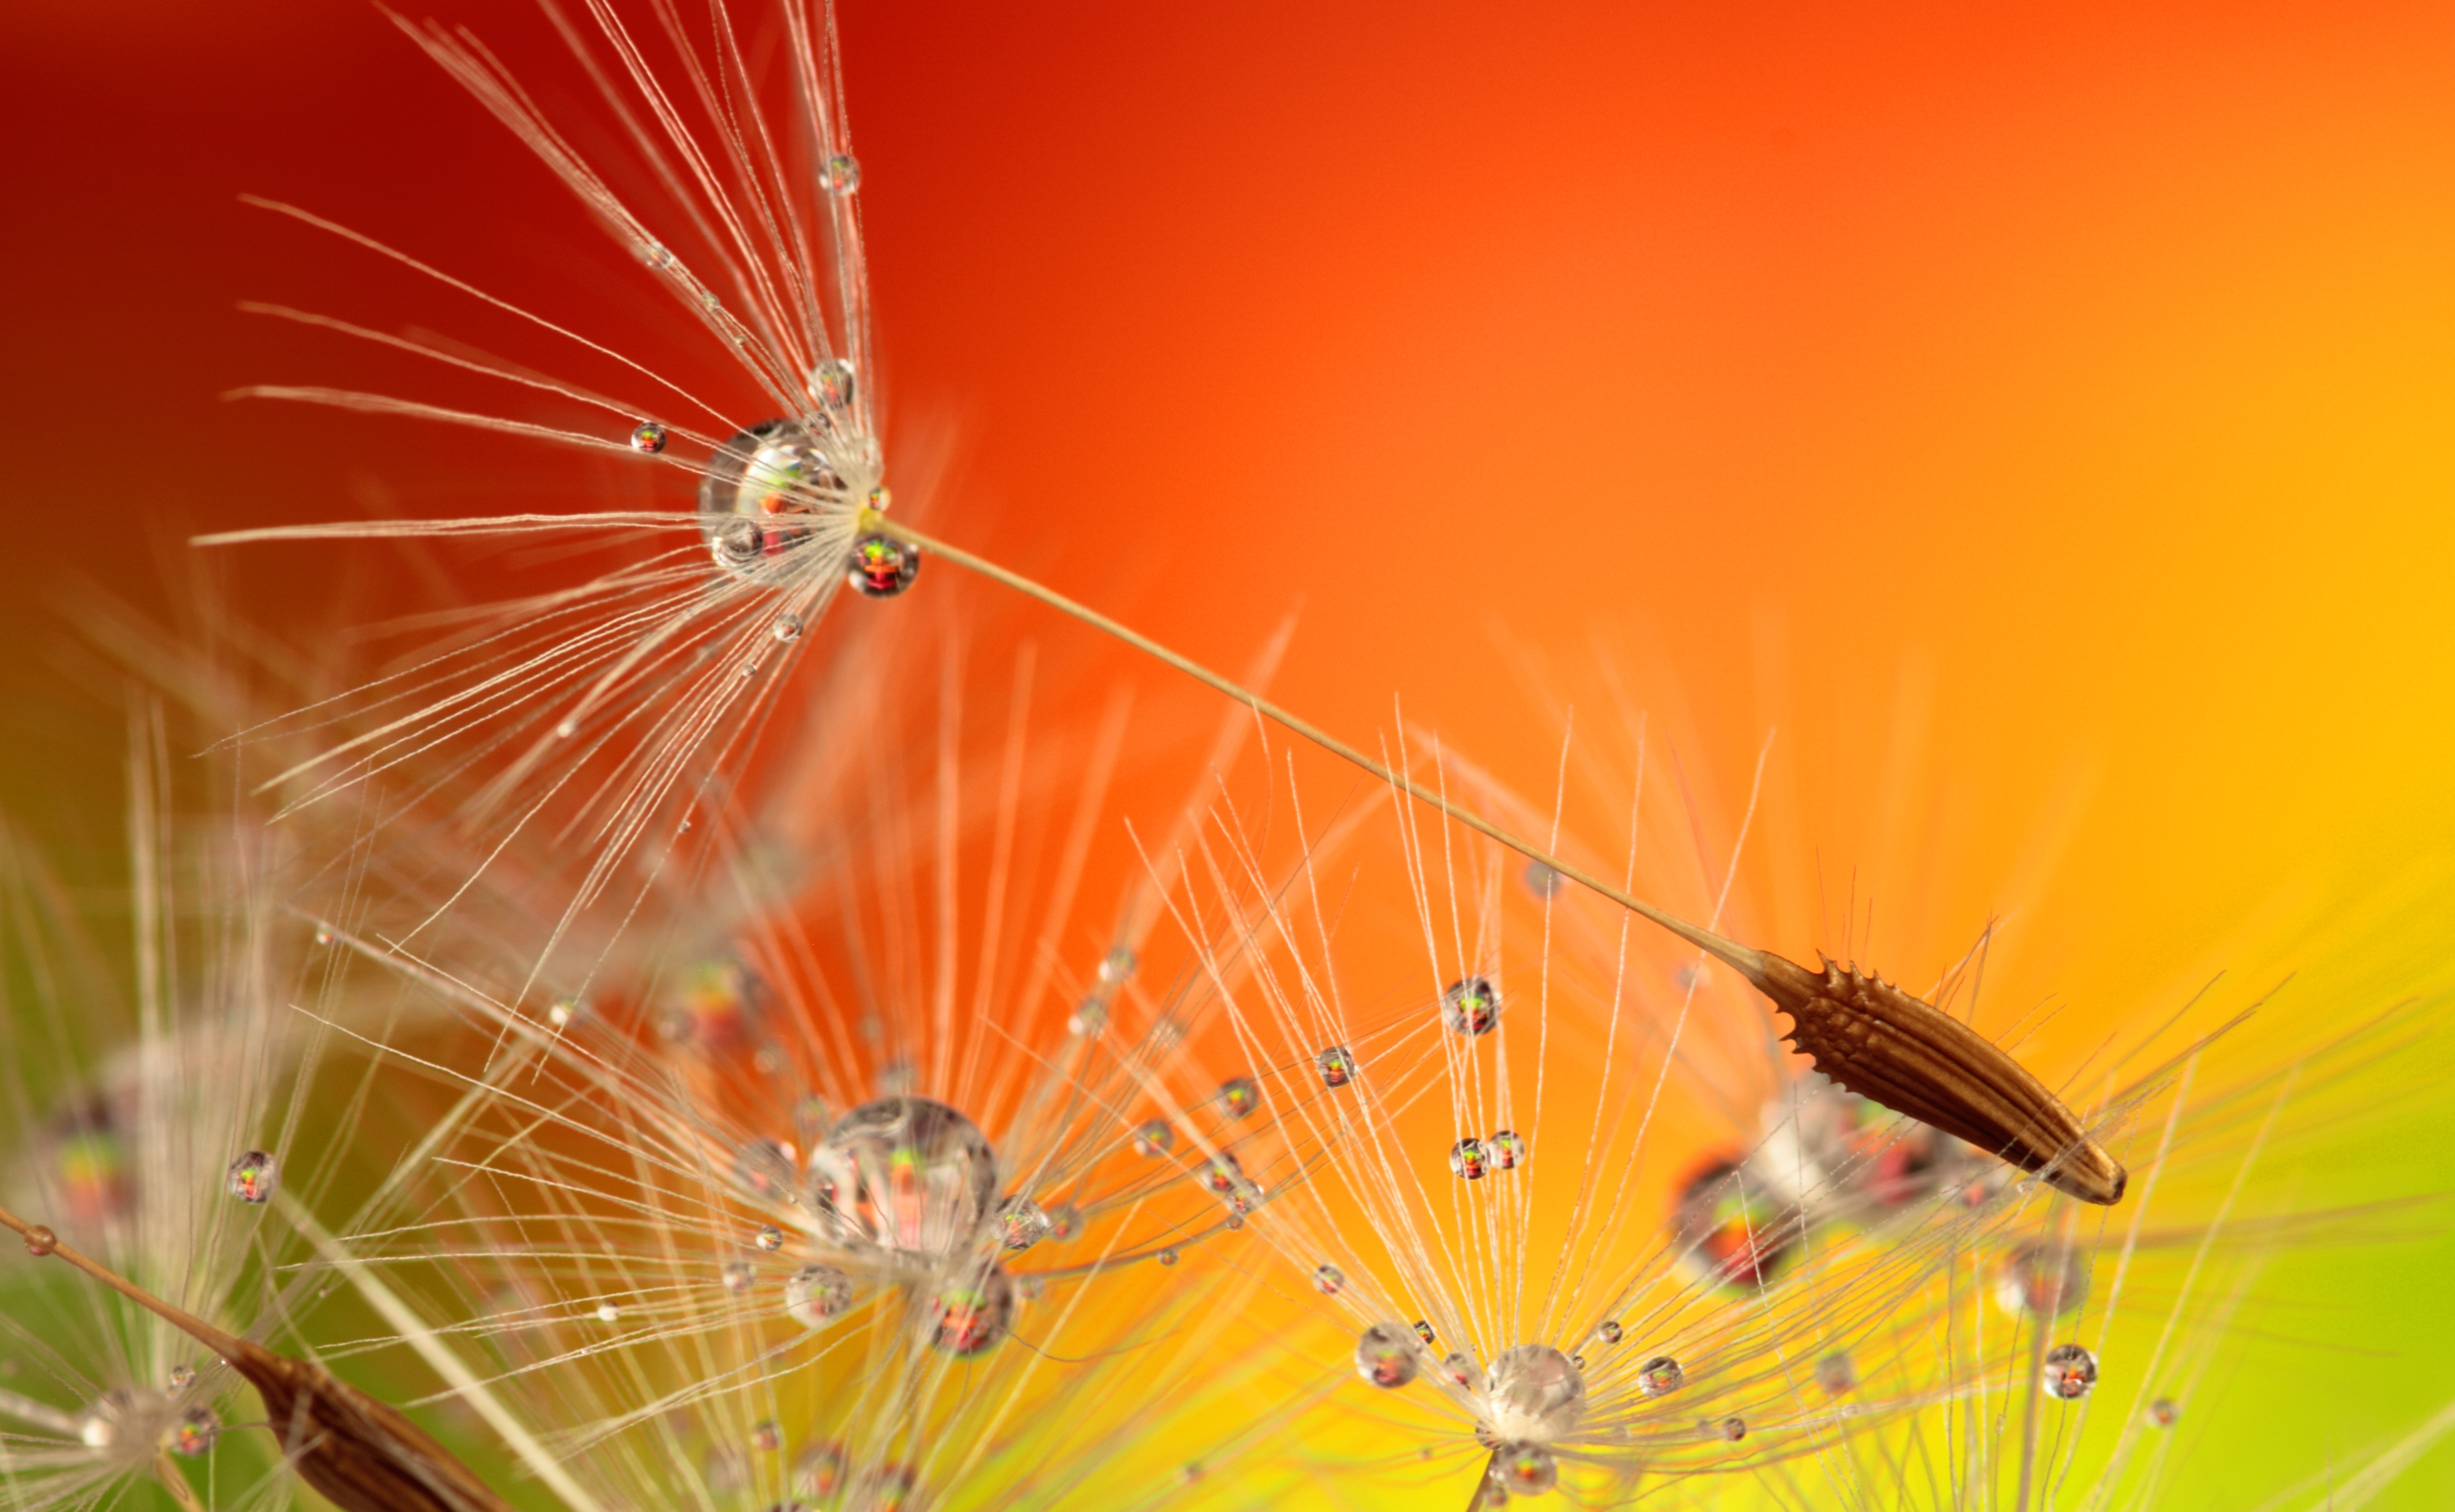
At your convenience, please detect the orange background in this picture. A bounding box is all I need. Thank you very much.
[6,1,2454,1501]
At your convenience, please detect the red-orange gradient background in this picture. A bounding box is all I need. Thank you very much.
[7,1,2455,1501]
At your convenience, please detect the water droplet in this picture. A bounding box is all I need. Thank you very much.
[1816,1352,1857,1394]
[595,1302,620,1322]
[2043,1343,2098,1400]
[1521,860,1563,899]
[1636,1355,1685,1397]
[1442,976,1501,1036]
[1224,1211,1244,1230]
[1492,1442,1557,1496]
[2147,1396,2178,1427]
[1437,1350,1477,1387]
[732,1138,800,1202]
[772,612,805,642]
[554,717,578,740]
[547,997,582,1028]
[807,1096,999,1256]
[792,1093,833,1141]
[1156,1247,1179,1267]
[1218,1077,1261,1117]
[874,1057,918,1096]
[1314,1262,1345,1295]
[226,1150,277,1204]
[314,927,335,946]
[1413,1320,1437,1345]
[1595,1320,1622,1345]
[752,1420,781,1452]
[1485,1345,1586,1441]
[642,241,675,269]
[867,485,892,511]
[629,422,668,454]
[1994,1241,2089,1319]
[848,535,920,597]
[1099,947,1136,983]
[661,958,763,1050]
[1355,1322,1419,1388]
[1673,962,1709,992]
[754,1225,785,1252]
[1198,1149,1251,1201]
[164,1405,219,1457]
[785,1264,853,1328]
[1450,1137,1490,1180]
[793,1442,847,1498]
[700,419,841,576]
[1000,1199,1051,1252]
[1130,1119,1176,1158]
[928,1267,1014,1355]
[720,1261,755,1295]
[1672,1156,1795,1289]
[168,1364,195,1391]
[1315,1045,1356,1088]
[1487,1129,1527,1170]
[824,154,862,194]
[813,358,857,410]
[1068,997,1109,1037]
[1711,1415,1747,1442]
[22,1224,56,1256]
[1043,1200,1082,1241]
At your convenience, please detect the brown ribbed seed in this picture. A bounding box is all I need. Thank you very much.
[1740,951,2126,1205]
[0,1202,509,1512]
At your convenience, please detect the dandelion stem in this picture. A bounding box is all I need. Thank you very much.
[0,1200,246,1357]
[864,512,1748,963]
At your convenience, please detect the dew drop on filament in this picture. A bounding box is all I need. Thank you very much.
[226,1150,277,1204]
[848,535,920,598]
[1450,1138,1489,1180]
[824,154,862,194]
[785,1265,853,1328]
[1355,1322,1418,1388]
[2148,1396,2178,1427]
[1313,1262,1345,1295]
[1493,1443,1557,1496]
[1442,977,1501,1036]
[2043,1343,2099,1400]
[1636,1355,1685,1397]
[1218,1077,1261,1117]
[772,612,805,643]
[1131,1119,1176,1158]
[1315,1046,1356,1088]
[1816,1352,1857,1394]
[629,422,668,454]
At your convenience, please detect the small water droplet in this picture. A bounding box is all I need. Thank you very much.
[1711,1415,1747,1442]
[1637,1355,1686,1397]
[1218,1076,1261,1117]
[555,716,578,739]
[169,1364,195,1391]
[1521,860,1563,899]
[642,242,675,270]
[164,1406,220,1457]
[2147,1396,2178,1427]
[1595,1320,1622,1345]
[1313,1262,1345,1295]
[1449,1137,1489,1180]
[732,1138,800,1202]
[1068,998,1108,1037]
[867,485,892,511]
[1487,1129,1527,1170]
[595,1301,620,1322]
[2043,1343,2098,1400]
[1315,1045,1356,1088]
[848,535,919,598]
[1493,1443,1557,1496]
[928,1268,1013,1354]
[314,927,334,946]
[720,1262,754,1295]
[1816,1351,1857,1394]
[754,1224,785,1252]
[1412,1320,1436,1345]
[1354,1322,1418,1388]
[629,422,668,454]
[1674,962,1709,991]
[1000,1199,1051,1252]
[772,612,805,642]
[22,1224,56,1256]
[1043,1200,1082,1241]
[1156,1247,1179,1267]
[785,1264,853,1328]
[547,997,581,1028]
[226,1150,277,1204]
[824,154,862,194]
[1995,1241,2089,1319]
[813,358,857,410]
[1442,976,1500,1036]
[1130,1119,1175,1158]
[1437,1350,1476,1387]
[752,1420,781,1452]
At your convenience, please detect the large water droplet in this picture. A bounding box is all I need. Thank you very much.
[700,420,844,576]
[1443,977,1501,1036]
[2042,1343,2098,1400]
[808,1096,998,1256]
[1484,1345,1585,1441]
[848,535,920,598]
[785,1264,853,1328]
[1355,1322,1419,1388]
[22,1224,55,1257]
[1671,1157,1795,1289]
[226,1150,277,1204]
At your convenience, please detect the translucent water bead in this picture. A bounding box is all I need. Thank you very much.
[1356,1322,1420,1387]
[1483,1346,1585,1442]
[848,534,920,598]
[1000,1199,1051,1252]
[1313,1262,1345,1295]
[1635,1356,1685,1397]
[732,1138,800,1202]
[628,421,667,454]
[1487,1129,1527,1169]
[929,1267,1015,1355]
[1218,1077,1262,1117]
[784,1265,853,1328]
[824,154,862,194]
[164,1406,219,1456]
[1450,1138,1490,1180]
[225,1150,277,1204]
[1994,1240,2089,1318]
[1816,1352,1857,1394]
[1130,1119,1176,1157]
[700,419,845,576]
[2042,1343,2099,1400]
[1315,1045,1357,1088]
[808,1097,999,1256]
[1442,977,1501,1037]
[1492,1442,1558,1496]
